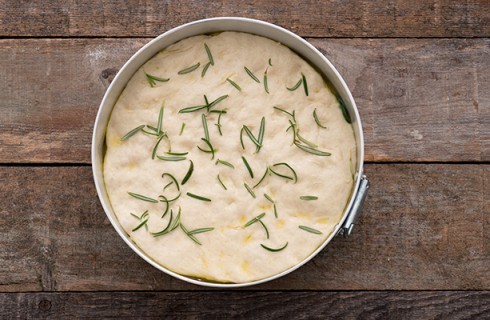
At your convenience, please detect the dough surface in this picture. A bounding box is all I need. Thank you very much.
[104,32,356,283]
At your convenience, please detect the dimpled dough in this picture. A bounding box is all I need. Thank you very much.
[104,32,356,283]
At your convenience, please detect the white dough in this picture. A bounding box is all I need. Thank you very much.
[104,32,356,283]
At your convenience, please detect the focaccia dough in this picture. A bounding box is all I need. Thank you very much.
[104,32,356,283]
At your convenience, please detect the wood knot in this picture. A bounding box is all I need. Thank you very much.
[100,68,119,88]
[38,299,52,311]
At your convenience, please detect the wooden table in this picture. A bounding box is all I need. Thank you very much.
[1,1,489,318]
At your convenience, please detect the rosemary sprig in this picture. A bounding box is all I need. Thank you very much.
[216,159,235,169]
[271,162,298,183]
[202,114,210,142]
[201,61,211,77]
[132,217,149,232]
[338,97,352,123]
[253,167,270,188]
[178,62,200,75]
[286,78,302,91]
[300,196,318,200]
[180,224,202,245]
[313,108,327,129]
[244,213,266,227]
[264,69,269,94]
[207,95,229,111]
[242,125,261,148]
[244,182,256,198]
[151,134,167,160]
[161,197,169,218]
[131,210,148,221]
[145,72,170,87]
[187,192,211,202]
[197,138,215,159]
[299,225,322,234]
[242,156,254,178]
[128,192,158,203]
[217,174,227,190]
[121,125,144,141]
[162,173,180,191]
[302,73,309,96]
[226,78,242,91]
[152,209,173,236]
[157,155,186,161]
[294,142,331,156]
[181,160,194,185]
[244,66,260,83]
[158,192,181,203]
[264,194,278,218]
[261,242,288,252]
[204,43,214,66]
[179,123,186,135]
[273,106,296,121]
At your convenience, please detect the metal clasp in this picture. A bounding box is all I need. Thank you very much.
[340,175,369,236]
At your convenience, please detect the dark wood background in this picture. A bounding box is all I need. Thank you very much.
[0,1,489,319]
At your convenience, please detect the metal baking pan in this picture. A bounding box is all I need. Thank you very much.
[92,17,368,287]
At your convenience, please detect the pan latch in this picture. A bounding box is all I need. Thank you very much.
[340,175,369,236]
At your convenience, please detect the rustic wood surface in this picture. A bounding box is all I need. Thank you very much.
[1,0,489,318]
[1,291,489,319]
[0,38,488,163]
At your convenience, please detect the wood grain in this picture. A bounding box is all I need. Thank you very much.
[1,291,489,319]
[0,38,488,163]
[1,0,489,38]
[0,164,488,291]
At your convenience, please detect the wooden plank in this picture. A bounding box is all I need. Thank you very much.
[0,38,488,163]
[0,164,488,291]
[0,0,489,38]
[1,291,489,319]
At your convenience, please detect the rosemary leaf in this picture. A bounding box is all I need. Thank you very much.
[157,155,187,161]
[299,225,322,234]
[197,138,215,159]
[261,242,288,252]
[338,97,352,123]
[244,213,266,227]
[145,72,170,87]
[204,43,214,66]
[241,156,254,178]
[243,125,262,149]
[152,209,173,236]
[179,122,186,135]
[272,162,298,183]
[217,174,227,190]
[297,131,317,148]
[162,173,180,191]
[130,213,140,220]
[161,198,169,218]
[188,227,215,235]
[302,73,309,96]
[207,95,229,110]
[180,224,202,245]
[286,78,302,91]
[163,181,173,190]
[273,203,278,218]
[201,61,211,77]
[264,69,269,94]
[226,78,242,91]
[209,110,227,114]
[215,112,223,136]
[132,218,149,232]
[158,192,181,203]
[178,62,200,75]
[157,105,164,134]
[128,192,158,203]
[300,196,318,200]
[244,182,256,199]
[181,160,194,185]
[258,220,270,239]
[313,108,327,129]
[216,159,235,169]
[264,193,274,203]
[142,128,159,136]
[273,106,296,122]
[268,58,272,66]
[257,116,265,152]
[170,207,181,231]
[166,151,188,156]
[240,127,245,149]
[244,66,260,83]
[294,142,332,156]
[121,125,144,141]
[179,105,207,113]
[202,113,210,142]
[152,134,167,159]
[187,192,211,202]
[253,167,270,188]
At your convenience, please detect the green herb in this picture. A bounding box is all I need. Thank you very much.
[146,125,159,132]
[261,242,288,252]
[158,192,181,203]
[178,62,200,75]
[181,160,194,185]
[209,110,227,114]
[273,106,296,121]
[141,128,159,136]
[161,198,169,218]
[202,113,210,142]
[273,203,278,218]
[152,209,173,236]
[253,167,270,188]
[128,192,158,203]
[166,151,188,156]
[286,78,302,91]
[294,142,331,156]
[187,192,211,202]
[162,173,180,191]
[226,78,242,91]
[179,104,207,113]
[264,193,274,203]
[263,69,269,94]
[257,116,265,152]
[271,163,297,183]
[297,131,318,148]
[207,95,229,111]
[243,125,262,150]
[132,217,149,232]
[151,134,167,160]
[244,182,256,198]
[201,62,211,77]
[217,174,227,190]
[179,123,186,135]
[244,213,266,227]
[180,224,202,245]
[313,108,327,129]
[121,125,144,141]
[130,213,141,220]
[163,181,173,190]
[300,196,318,200]
[302,73,309,96]
[157,155,186,161]
[215,112,223,136]
[204,43,214,66]
[145,72,170,87]
[216,159,235,169]
[338,97,352,123]
[197,138,215,159]
[240,127,245,149]
[268,58,272,66]
[299,225,322,234]
[188,227,214,235]
[157,105,164,134]
[244,66,260,83]
[241,156,254,178]
[258,220,270,239]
